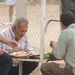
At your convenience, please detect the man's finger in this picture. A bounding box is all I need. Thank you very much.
[12,41,18,46]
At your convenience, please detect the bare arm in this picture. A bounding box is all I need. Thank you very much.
[0,34,9,44]
[0,34,18,47]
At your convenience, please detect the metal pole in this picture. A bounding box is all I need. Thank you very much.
[39,0,46,75]
[22,0,27,18]
[59,0,62,30]
[16,1,27,75]
[16,0,22,18]
[16,0,27,19]
[40,0,46,65]
[19,61,23,75]
[59,0,62,14]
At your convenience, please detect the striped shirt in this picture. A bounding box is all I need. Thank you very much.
[0,27,34,54]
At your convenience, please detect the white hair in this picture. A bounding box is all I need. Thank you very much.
[12,17,28,28]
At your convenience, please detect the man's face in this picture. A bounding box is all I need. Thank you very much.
[14,22,28,40]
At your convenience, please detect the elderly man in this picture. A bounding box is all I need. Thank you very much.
[41,12,75,75]
[0,17,38,75]
[0,34,18,75]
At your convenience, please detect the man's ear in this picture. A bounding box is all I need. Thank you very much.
[12,26,16,31]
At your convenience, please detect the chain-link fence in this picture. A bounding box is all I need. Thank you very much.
[0,0,61,53]
[0,1,16,27]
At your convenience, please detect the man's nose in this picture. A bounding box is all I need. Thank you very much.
[22,32,26,36]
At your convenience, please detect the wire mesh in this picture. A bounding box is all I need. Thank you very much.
[0,1,16,24]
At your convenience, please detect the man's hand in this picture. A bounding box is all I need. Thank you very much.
[29,52,34,56]
[7,40,18,48]
[0,49,4,55]
[50,41,57,50]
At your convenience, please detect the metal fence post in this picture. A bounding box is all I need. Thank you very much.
[59,0,62,14]
[59,0,62,30]
[40,0,46,66]
[16,0,27,19]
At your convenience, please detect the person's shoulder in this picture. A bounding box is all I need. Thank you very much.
[62,27,74,34]
[61,29,69,34]
[60,28,73,38]
[59,29,70,39]
[1,27,11,34]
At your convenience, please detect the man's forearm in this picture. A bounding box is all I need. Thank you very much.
[0,34,18,47]
[0,34,9,45]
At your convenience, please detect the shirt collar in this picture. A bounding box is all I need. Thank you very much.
[68,23,75,29]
